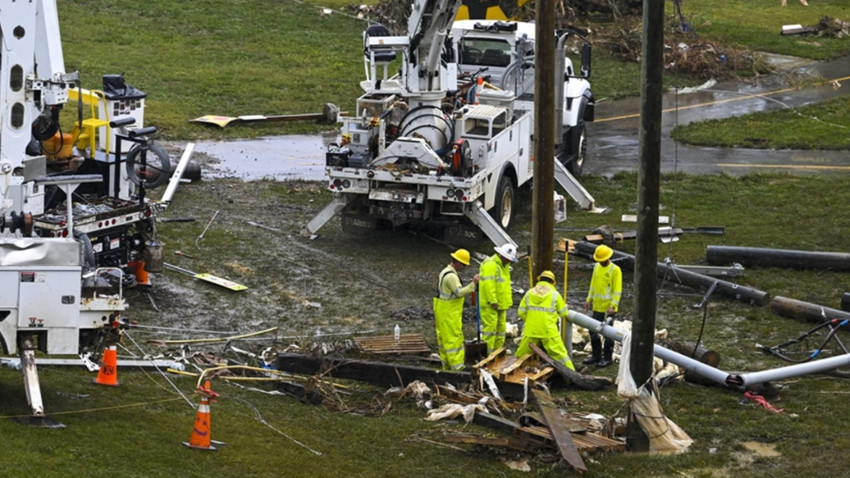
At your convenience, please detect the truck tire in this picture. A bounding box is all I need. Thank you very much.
[561,123,587,177]
[492,175,515,230]
[126,142,171,188]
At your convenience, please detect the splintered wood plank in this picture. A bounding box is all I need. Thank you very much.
[353,334,431,355]
[532,388,587,473]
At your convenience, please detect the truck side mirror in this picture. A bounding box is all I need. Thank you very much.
[580,43,592,79]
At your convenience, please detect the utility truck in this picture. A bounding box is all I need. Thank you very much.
[304,0,598,247]
[0,0,173,424]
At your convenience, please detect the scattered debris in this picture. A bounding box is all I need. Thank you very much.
[163,262,248,291]
[195,210,220,249]
[189,105,347,128]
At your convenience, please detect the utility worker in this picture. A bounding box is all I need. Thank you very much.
[516,270,574,370]
[583,244,622,368]
[478,243,518,354]
[433,249,479,371]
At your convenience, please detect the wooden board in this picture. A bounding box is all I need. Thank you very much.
[353,334,430,355]
[533,388,587,473]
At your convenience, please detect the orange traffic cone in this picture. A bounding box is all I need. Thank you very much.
[183,381,222,451]
[133,260,150,287]
[93,344,119,386]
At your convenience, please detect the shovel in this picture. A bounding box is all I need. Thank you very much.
[163,263,247,291]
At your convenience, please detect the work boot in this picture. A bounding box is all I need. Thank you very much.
[583,356,600,365]
[596,358,612,368]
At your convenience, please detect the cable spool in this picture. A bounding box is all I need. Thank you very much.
[126,142,172,188]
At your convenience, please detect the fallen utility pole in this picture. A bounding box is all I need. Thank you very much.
[707,245,850,271]
[573,241,770,305]
[276,353,473,389]
[567,310,850,388]
[771,296,850,325]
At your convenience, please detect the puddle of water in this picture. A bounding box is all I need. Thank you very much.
[195,133,337,181]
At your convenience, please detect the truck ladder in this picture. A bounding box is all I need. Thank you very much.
[464,202,517,249]
[553,159,605,212]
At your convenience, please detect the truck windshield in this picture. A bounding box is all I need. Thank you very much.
[459,39,511,67]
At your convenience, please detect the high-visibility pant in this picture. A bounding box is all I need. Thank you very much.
[480,307,506,354]
[434,298,466,371]
[516,334,575,371]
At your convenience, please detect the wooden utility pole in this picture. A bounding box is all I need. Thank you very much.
[628,0,664,451]
[531,0,556,279]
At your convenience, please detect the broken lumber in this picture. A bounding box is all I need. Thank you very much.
[444,433,545,453]
[573,240,770,306]
[771,296,850,325]
[706,245,850,271]
[532,389,587,473]
[276,353,473,388]
[528,342,612,391]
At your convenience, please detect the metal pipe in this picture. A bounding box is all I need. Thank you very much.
[566,310,730,386]
[567,310,850,388]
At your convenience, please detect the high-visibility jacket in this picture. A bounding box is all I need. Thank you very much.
[433,264,475,370]
[479,254,512,310]
[586,262,622,313]
[518,282,567,338]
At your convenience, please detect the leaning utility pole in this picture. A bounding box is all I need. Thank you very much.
[628,0,664,451]
[531,0,557,279]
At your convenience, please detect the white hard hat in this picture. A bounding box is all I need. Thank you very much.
[494,244,518,263]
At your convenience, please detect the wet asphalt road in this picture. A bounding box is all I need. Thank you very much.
[586,55,850,176]
[195,56,850,180]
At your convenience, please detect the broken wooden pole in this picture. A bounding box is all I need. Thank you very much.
[770,296,850,325]
[275,353,473,388]
[658,339,721,386]
[707,245,850,271]
[528,342,612,391]
[532,389,587,473]
[573,241,770,306]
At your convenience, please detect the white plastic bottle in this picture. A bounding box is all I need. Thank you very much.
[394,324,401,340]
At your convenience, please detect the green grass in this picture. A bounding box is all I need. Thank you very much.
[56,0,850,142]
[673,95,850,149]
[676,0,850,60]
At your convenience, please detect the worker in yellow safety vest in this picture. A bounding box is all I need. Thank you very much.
[478,243,518,354]
[583,244,622,368]
[516,270,575,370]
[433,249,480,370]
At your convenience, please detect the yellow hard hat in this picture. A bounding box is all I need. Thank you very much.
[593,244,614,262]
[538,270,556,283]
[451,248,471,266]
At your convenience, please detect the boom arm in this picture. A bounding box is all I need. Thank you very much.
[406,0,462,93]
[0,0,77,215]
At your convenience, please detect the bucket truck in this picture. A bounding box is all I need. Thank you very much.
[304,0,597,247]
[0,0,168,425]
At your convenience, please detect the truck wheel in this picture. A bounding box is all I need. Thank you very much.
[492,175,515,230]
[565,123,587,177]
